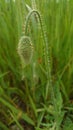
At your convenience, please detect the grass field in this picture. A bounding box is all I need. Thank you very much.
[0,0,73,130]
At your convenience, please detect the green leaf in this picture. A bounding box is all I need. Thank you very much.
[0,122,9,130]
[0,97,35,126]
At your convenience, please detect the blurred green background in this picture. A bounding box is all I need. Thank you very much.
[0,0,73,130]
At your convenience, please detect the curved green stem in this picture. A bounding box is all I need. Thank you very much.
[24,9,52,99]
[25,10,50,73]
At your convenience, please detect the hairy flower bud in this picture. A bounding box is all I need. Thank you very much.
[17,36,33,64]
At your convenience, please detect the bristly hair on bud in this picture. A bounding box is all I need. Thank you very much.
[17,36,33,65]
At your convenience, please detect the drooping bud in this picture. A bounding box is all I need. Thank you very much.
[17,36,33,65]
